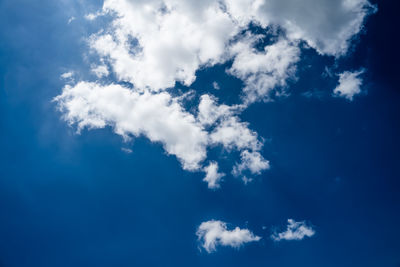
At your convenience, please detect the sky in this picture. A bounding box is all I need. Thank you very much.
[0,0,399,266]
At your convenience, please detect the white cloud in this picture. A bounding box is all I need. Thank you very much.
[228,37,300,103]
[232,150,270,179]
[85,11,104,21]
[56,0,375,187]
[225,0,375,56]
[54,82,208,171]
[271,219,315,241]
[197,220,261,253]
[197,94,234,127]
[212,81,220,90]
[203,162,225,189]
[67,16,76,24]
[55,81,268,183]
[210,117,262,152]
[60,71,74,79]
[121,147,133,154]
[91,0,239,91]
[91,64,109,78]
[333,70,364,101]
[91,0,373,92]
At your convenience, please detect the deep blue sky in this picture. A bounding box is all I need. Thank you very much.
[0,0,399,266]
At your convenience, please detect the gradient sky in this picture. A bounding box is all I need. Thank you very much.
[0,0,399,266]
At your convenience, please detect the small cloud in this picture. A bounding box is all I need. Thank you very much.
[203,162,225,189]
[67,16,76,24]
[212,81,220,90]
[232,150,270,181]
[333,69,365,101]
[197,220,261,253]
[85,11,104,21]
[301,89,325,99]
[121,147,133,154]
[271,219,315,241]
[241,176,253,184]
[91,64,109,78]
[322,66,334,78]
[60,71,74,79]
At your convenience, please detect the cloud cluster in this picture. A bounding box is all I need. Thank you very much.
[271,219,315,241]
[196,220,261,253]
[56,0,374,188]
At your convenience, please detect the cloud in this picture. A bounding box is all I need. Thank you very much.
[90,0,373,92]
[197,94,234,127]
[271,219,315,241]
[228,37,300,103]
[196,220,261,253]
[226,0,376,56]
[92,0,239,91]
[203,162,225,189]
[333,70,364,100]
[67,16,76,24]
[60,71,74,79]
[91,64,109,78]
[121,147,133,154]
[232,150,270,179]
[210,117,262,152]
[212,81,220,90]
[55,0,375,187]
[55,82,208,171]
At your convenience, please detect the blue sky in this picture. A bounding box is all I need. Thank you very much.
[0,0,399,266]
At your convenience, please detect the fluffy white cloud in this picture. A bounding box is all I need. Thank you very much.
[333,70,364,100]
[210,117,261,152]
[197,94,235,127]
[229,37,300,103]
[196,220,261,252]
[91,0,240,91]
[271,219,315,241]
[203,162,225,189]
[91,0,373,92]
[56,0,375,187]
[226,0,375,56]
[233,150,270,178]
[55,82,208,170]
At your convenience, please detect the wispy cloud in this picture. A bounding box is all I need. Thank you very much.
[272,219,315,241]
[197,220,261,253]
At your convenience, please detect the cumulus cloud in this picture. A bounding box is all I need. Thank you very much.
[226,0,376,56]
[232,150,270,179]
[197,95,234,127]
[271,219,315,241]
[228,37,300,103]
[55,82,208,170]
[67,16,76,24]
[203,162,225,189]
[91,0,239,91]
[333,70,364,100]
[55,0,375,187]
[196,220,261,252]
[210,117,262,152]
